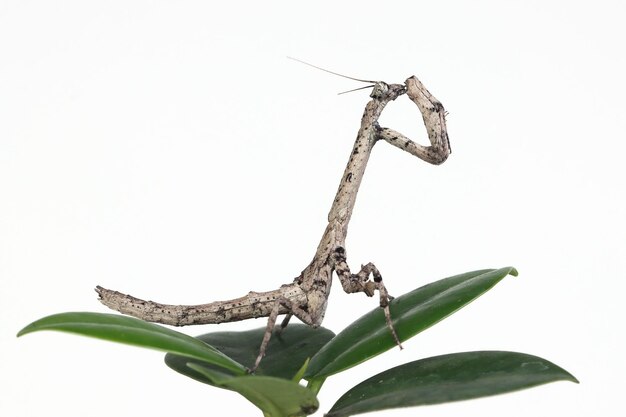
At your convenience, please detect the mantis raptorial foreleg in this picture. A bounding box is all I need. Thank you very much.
[96,71,451,372]
[378,76,450,165]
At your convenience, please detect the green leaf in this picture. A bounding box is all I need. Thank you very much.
[326,351,578,417]
[292,358,310,383]
[17,312,246,375]
[165,324,334,385]
[189,363,319,417]
[305,267,518,379]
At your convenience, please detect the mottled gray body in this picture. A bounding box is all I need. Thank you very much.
[96,75,450,370]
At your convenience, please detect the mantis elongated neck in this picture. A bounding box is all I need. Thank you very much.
[323,83,406,247]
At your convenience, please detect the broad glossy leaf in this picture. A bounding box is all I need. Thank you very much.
[326,351,578,417]
[165,324,334,385]
[189,363,319,417]
[305,267,518,379]
[18,312,246,374]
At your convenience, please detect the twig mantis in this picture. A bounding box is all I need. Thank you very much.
[96,65,451,372]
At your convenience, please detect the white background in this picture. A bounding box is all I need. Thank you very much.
[1,1,624,416]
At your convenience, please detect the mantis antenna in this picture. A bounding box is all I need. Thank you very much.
[286,56,378,94]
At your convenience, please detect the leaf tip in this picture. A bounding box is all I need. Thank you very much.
[507,267,519,277]
[16,321,37,337]
[563,371,580,384]
[292,357,310,382]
